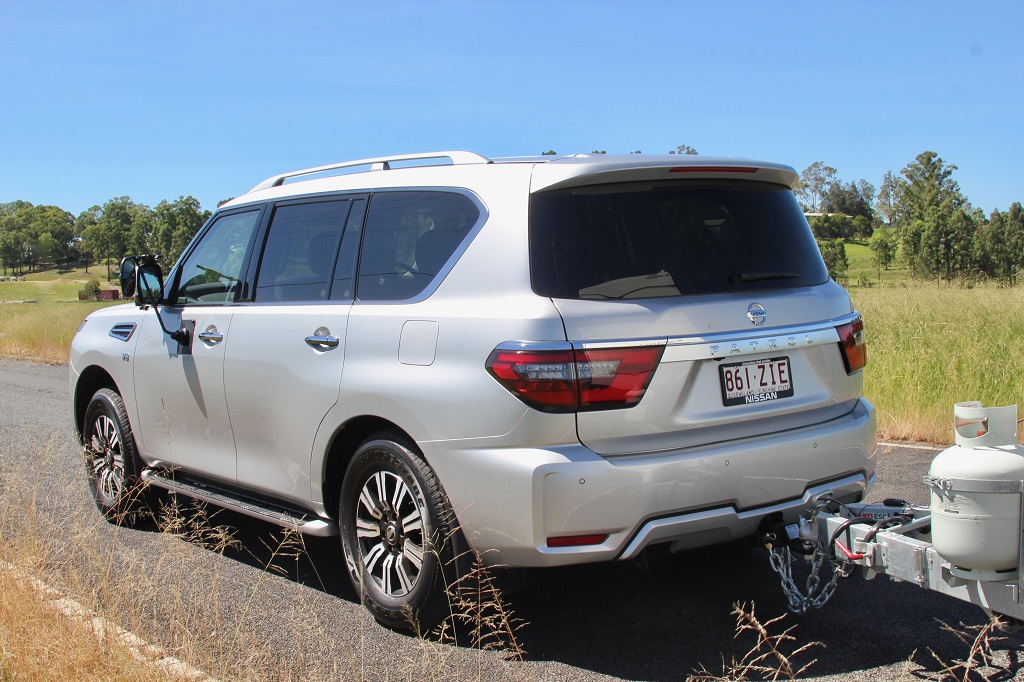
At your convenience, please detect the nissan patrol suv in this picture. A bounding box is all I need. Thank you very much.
[70,151,876,629]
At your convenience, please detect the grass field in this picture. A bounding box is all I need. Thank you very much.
[844,240,915,286]
[0,269,120,363]
[2,263,1020,443]
[853,283,1024,442]
[841,241,1024,441]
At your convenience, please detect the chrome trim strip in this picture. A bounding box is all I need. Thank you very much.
[493,340,574,352]
[667,312,860,347]
[662,327,841,362]
[574,337,668,350]
[510,313,860,360]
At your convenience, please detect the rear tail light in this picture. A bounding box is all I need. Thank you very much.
[837,317,867,374]
[485,344,664,413]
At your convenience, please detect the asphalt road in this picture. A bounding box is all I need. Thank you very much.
[2,357,1021,681]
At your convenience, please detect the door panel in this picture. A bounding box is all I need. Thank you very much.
[130,207,263,482]
[222,198,358,503]
[132,308,237,481]
[223,306,349,502]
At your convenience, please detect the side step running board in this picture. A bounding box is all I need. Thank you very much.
[140,469,338,537]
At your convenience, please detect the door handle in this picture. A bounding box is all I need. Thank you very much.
[305,335,340,349]
[197,325,224,344]
[305,326,339,349]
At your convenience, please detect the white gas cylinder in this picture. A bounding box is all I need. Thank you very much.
[927,402,1024,580]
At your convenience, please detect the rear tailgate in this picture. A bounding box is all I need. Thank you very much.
[528,162,864,457]
[553,287,863,456]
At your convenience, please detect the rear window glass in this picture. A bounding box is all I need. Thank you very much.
[530,180,828,300]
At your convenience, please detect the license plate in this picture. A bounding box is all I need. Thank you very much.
[719,356,794,406]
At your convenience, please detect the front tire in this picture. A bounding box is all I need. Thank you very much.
[82,388,149,523]
[339,432,460,631]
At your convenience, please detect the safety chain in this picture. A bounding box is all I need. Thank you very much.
[763,535,841,614]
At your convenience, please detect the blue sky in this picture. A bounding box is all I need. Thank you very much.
[2,1,1021,217]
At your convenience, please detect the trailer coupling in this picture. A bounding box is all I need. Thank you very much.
[759,496,1024,625]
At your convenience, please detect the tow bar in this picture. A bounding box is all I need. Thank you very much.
[761,402,1024,624]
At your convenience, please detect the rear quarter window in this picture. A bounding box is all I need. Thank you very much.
[530,180,828,299]
[356,191,479,301]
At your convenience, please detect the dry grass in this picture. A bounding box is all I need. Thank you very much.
[924,617,1013,682]
[0,436,534,682]
[685,603,1021,682]
[0,275,118,364]
[687,601,821,681]
[0,564,186,681]
[0,440,326,681]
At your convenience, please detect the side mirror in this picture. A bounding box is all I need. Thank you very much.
[119,254,189,346]
[118,257,137,300]
[119,255,164,307]
[136,262,164,306]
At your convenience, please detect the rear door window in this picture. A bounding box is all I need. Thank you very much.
[530,180,828,300]
[254,200,351,302]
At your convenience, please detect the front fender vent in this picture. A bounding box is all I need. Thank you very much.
[109,322,137,342]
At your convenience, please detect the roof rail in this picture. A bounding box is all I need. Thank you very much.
[247,151,492,193]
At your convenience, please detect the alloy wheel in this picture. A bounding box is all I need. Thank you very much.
[88,414,125,506]
[355,470,426,597]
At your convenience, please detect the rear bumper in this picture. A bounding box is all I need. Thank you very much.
[617,471,872,560]
[426,398,876,567]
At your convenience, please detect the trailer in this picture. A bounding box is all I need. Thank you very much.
[761,402,1024,624]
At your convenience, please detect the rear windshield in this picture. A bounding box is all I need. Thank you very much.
[530,180,828,300]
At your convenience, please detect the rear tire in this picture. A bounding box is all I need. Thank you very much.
[339,432,461,631]
[82,388,151,524]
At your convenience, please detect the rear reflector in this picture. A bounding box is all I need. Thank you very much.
[837,317,867,374]
[669,166,759,174]
[546,534,608,548]
[486,344,664,413]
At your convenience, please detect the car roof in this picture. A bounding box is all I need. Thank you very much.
[221,151,798,210]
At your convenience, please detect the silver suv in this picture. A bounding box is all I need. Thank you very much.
[70,151,876,629]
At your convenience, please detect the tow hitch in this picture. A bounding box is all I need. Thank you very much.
[761,402,1024,624]
[759,499,927,614]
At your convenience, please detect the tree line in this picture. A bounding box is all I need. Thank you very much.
[796,151,1024,284]
[547,146,1023,284]
[0,196,212,278]
[3,148,1021,285]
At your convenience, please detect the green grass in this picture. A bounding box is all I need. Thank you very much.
[0,268,121,363]
[4,266,1023,443]
[852,284,1024,442]
[844,240,914,286]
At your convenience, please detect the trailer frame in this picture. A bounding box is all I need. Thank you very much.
[763,485,1024,623]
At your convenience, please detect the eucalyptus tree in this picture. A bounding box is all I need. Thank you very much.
[154,195,210,264]
[796,161,837,213]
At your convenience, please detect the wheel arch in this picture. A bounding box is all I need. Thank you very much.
[321,415,415,519]
[73,366,120,442]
